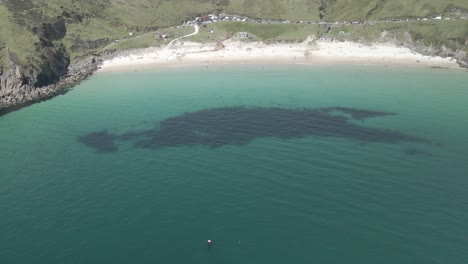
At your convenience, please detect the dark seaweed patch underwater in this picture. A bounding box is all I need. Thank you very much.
[79,107,427,153]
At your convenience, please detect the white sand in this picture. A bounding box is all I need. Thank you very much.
[98,39,459,72]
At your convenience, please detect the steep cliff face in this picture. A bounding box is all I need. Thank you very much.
[0,57,100,111]
[32,17,71,87]
[34,42,71,87]
[0,13,73,110]
[0,65,31,108]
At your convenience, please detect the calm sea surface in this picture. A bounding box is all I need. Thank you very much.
[1,65,468,263]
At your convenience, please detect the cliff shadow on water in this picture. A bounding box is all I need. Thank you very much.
[79,106,429,153]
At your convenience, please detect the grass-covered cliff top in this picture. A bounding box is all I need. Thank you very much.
[0,0,467,81]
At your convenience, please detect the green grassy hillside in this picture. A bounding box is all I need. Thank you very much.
[325,0,468,21]
[0,0,232,85]
[0,0,467,86]
[0,4,37,69]
[0,0,225,64]
[224,0,322,21]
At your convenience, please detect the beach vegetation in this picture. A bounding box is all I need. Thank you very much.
[325,20,468,53]
[0,0,467,74]
[324,0,468,21]
[186,22,327,42]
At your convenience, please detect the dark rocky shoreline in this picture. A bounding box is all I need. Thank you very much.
[0,58,96,111]
[0,51,116,116]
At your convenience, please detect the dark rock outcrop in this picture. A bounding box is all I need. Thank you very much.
[402,39,468,68]
[0,56,102,113]
[32,17,67,41]
[33,43,71,87]
[70,38,110,53]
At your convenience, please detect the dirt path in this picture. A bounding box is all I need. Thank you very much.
[166,25,199,49]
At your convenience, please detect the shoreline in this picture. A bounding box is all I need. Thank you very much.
[0,40,463,116]
[98,40,460,72]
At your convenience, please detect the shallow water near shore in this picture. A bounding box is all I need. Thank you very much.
[1,65,468,263]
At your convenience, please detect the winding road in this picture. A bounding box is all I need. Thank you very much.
[166,25,199,48]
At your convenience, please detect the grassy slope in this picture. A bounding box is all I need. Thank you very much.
[0,3,38,68]
[1,0,228,62]
[325,20,468,52]
[325,0,468,21]
[104,26,195,51]
[224,0,322,21]
[189,19,468,54]
[374,0,468,19]
[108,0,216,27]
[192,21,325,41]
[0,0,467,71]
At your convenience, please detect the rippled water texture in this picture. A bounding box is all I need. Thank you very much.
[1,65,468,264]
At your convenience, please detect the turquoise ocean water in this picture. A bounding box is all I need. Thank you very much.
[1,65,468,263]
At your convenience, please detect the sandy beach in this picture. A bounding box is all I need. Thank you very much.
[98,39,460,72]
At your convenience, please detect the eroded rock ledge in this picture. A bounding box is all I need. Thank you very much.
[0,56,102,114]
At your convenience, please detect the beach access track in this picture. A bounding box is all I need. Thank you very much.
[166,25,199,49]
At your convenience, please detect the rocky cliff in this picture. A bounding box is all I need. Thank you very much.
[0,11,101,113]
[0,56,101,114]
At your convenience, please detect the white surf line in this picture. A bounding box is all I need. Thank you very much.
[166,25,199,49]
